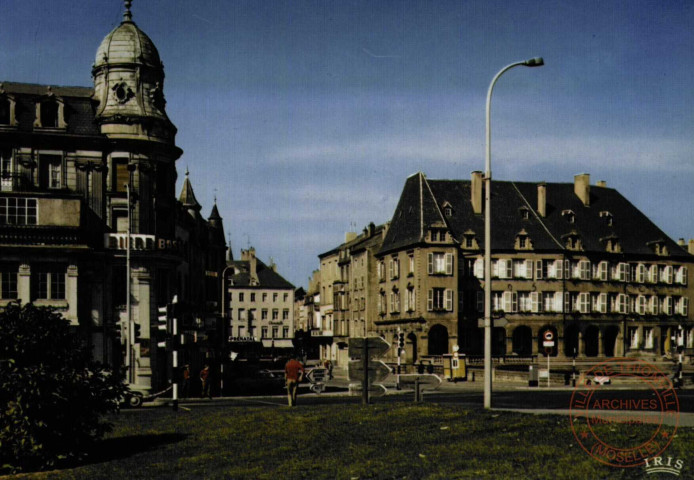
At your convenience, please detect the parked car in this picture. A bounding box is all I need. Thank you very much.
[226,369,286,396]
[120,384,152,408]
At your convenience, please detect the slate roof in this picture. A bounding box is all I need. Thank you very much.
[379,172,691,260]
[0,82,101,137]
[227,257,294,290]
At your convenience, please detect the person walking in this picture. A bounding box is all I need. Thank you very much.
[181,364,191,398]
[284,356,305,407]
[200,364,211,399]
[324,359,333,380]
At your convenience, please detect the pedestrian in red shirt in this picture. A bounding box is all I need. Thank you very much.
[284,356,305,406]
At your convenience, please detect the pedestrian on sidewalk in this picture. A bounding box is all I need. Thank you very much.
[181,364,191,398]
[324,359,333,380]
[200,364,211,398]
[285,355,305,407]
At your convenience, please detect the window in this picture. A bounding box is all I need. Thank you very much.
[444,205,452,217]
[636,295,647,315]
[113,157,130,193]
[239,292,244,302]
[648,264,658,283]
[428,252,453,275]
[40,101,59,128]
[428,288,453,312]
[284,293,289,302]
[0,269,18,299]
[677,297,689,316]
[238,309,246,321]
[661,265,674,284]
[390,257,400,279]
[273,293,278,302]
[378,291,386,314]
[0,97,10,124]
[408,255,415,275]
[644,328,654,349]
[378,261,385,281]
[465,236,474,248]
[272,309,279,320]
[0,197,37,225]
[577,292,590,313]
[283,327,289,338]
[262,293,267,302]
[614,263,629,282]
[406,288,415,312]
[562,210,575,223]
[272,327,278,338]
[649,296,659,315]
[35,270,65,300]
[597,293,607,313]
[495,259,513,279]
[261,327,268,338]
[502,292,518,312]
[662,296,673,316]
[261,309,268,320]
[476,291,484,312]
[390,291,400,313]
[250,293,255,302]
[579,260,591,280]
[635,264,647,283]
[282,309,289,320]
[676,266,688,285]
[615,294,628,314]
[1,149,13,192]
[629,328,639,349]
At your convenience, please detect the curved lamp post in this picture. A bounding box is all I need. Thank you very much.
[484,57,544,409]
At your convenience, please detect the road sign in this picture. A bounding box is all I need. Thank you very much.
[398,374,442,389]
[349,383,387,397]
[543,331,554,341]
[348,360,391,383]
[349,336,390,359]
[306,367,327,384]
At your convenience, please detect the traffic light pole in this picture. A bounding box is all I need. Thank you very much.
[172,305,178,411]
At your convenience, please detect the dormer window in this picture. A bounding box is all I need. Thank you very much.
[601,235,622,253]
[647,240,669,257]
[562,209,575,224]
[430,229,447,242]
[34,88,67,130]
[562,232,582,251]
[519,207,530,220]
[462,229,478,250]
[514,229,533,250]
[599,210,613,226]
[441,201,453,218]
[0,85,17,127]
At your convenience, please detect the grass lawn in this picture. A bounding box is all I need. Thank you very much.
[10,403,694,480]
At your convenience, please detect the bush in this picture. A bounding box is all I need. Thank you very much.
[0,303,127,473]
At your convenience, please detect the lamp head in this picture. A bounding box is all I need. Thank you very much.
[524,57,544,67]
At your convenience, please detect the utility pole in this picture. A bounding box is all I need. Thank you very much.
[171,296,179,410]
[126,182,133,384]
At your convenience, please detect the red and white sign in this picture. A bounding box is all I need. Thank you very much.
[543,331,555,347]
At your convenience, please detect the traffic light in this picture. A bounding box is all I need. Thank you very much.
[398,333,405,349]
[134,323,141,339]
[157,305,169,332]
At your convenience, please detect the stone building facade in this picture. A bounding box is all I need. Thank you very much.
[374,172,694,362]
[0,3,227,389]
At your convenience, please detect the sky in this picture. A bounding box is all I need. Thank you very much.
[2,0,693,288]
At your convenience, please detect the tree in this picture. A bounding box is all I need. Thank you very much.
[0,303,126,473]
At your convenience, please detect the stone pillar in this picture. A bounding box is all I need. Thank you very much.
[615,327,624,356]
[18,264,31,304]
[578,330,586,357]
[598,329,604,357]
[66,265,79,325]
[506,328,514,355]
[132,267,152,387]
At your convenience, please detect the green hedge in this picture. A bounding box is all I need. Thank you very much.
[0,303,126,473]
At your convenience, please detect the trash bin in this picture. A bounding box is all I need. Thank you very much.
[528,365,539,387]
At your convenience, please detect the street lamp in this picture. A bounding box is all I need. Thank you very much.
[484,57,543,409]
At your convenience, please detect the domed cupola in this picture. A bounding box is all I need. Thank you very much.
[92,0,176,143]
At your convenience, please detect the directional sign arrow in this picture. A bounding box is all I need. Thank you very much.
[306,367,327,383]
[348,360,391,383]
[349,383,387,397]
[398,374,442,390]
[348,336,390,359]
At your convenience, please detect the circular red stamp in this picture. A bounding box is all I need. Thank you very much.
[569,358,679,468]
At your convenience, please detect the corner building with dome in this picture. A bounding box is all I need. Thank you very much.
[0,3,227,389]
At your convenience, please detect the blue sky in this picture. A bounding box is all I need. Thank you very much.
[2,1,693,288]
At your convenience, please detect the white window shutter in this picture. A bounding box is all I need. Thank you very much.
[446,253,453,275]
[427,253,433,275]
[445,289,453,311]
[427,289,433,311]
